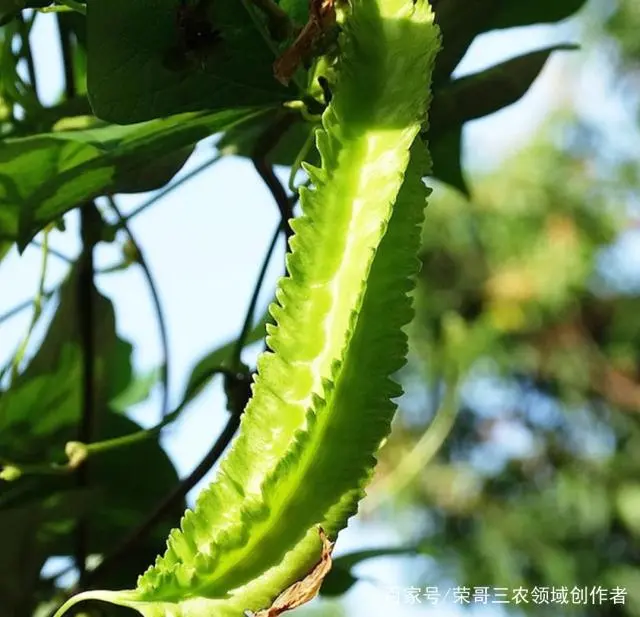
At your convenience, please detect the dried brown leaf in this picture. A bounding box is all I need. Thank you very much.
[273,0,336,85]
[248,527,335,617]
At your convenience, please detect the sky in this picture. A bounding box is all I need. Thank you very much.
[0,2,627,616]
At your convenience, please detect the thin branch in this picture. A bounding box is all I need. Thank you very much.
[30,238,74,264]
[0,237,119,271]
[106,196,171,422]
[232,222,281,370]
[251,113,297,249]
[80,412,242,589]
[86,366,239,453]
[362,371,460,515]
[288,125,316,193]
[10,229,50,381]
[57,10,90,583]
[1,365,241,482]
[75,203,100,586]
[0,289,57,327]
[54,252,132,274]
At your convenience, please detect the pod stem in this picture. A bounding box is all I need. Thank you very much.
[52,589,139,617]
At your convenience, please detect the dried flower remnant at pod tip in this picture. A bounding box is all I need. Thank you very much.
[244,527,335,617]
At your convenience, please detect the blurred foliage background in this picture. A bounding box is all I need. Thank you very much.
[0,0,639,616]
[366,1,640,615]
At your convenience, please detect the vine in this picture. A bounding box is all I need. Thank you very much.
[53,0,440,615]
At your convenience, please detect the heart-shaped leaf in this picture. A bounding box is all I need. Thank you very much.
[86,0,294,123]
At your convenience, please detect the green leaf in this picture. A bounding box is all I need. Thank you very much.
[0,267,182,583]
[321,545,422,597]
[7,98,93,138]
[0,494,92,617]
[433,0,586,86]
[218,112,320,168]
[111,145,195,194]
[108,338,137,406]
[0,109,260,250]
[426,45,575,194]
[0,352,83,457]
[0,260,135,456]
[0,0,23,14]
[432,0,489,85]
[86,0,293,124]
[182,309,273,406]
[63,412,184,576]
[0,412,183,591]
[1,0,48,9]
[14,261,130,406]
[428,126,468,196]
[331,545,423,571]
[278,0,309,26]
[0,263,177,573]
[429,45,578,141]
[0,1,48,25]
[490,0,588,30]
[0,223,13,264]
[319,568,358,598]
[110,367,161,414]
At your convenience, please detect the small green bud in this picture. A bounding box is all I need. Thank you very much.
[65,441,88,469]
